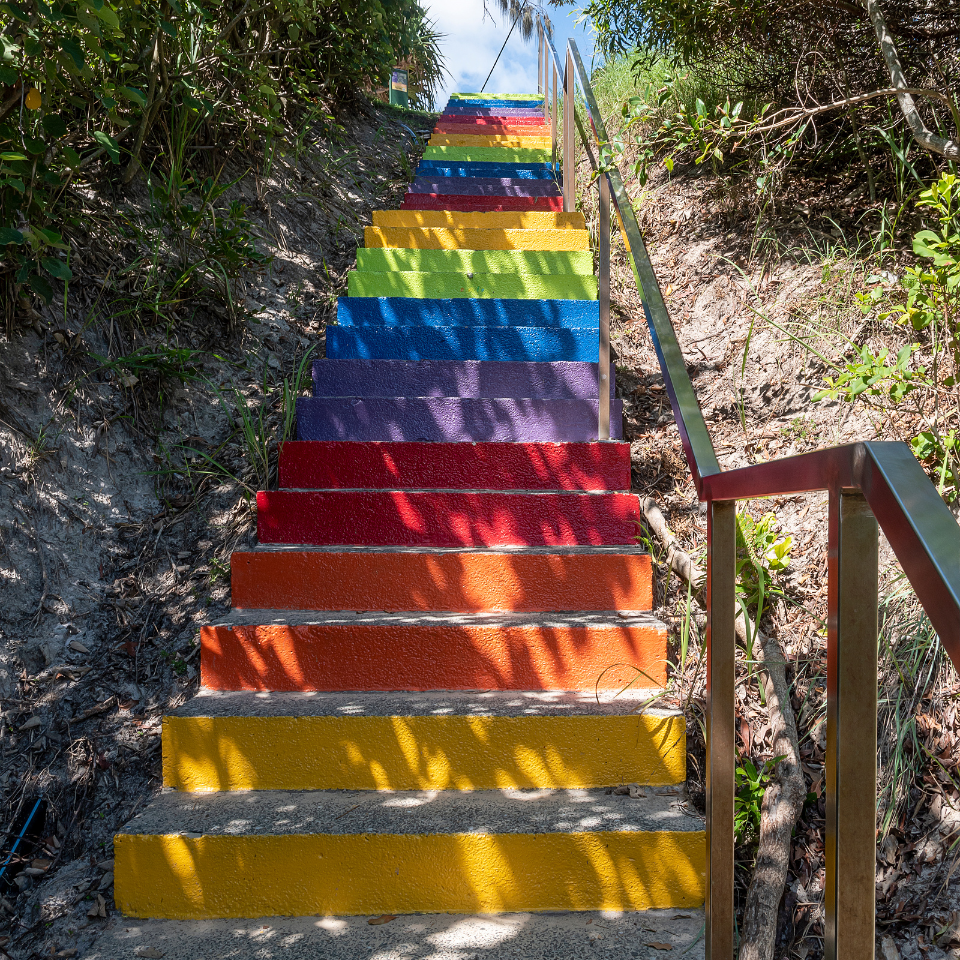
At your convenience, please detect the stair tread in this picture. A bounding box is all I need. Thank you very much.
[208,609,664,628]
[120,787,700,837]
[81,909,705,960]
[246,543,651,554]
[170,689,678,719]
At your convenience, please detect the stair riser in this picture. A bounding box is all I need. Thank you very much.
[429,137,552,150]
[373,210,585,229]
[365,225,581,250]
[422,147,552,163]
[230,551,651,611]
[431,125,550,137]
[279,440,628,490]
[326,326,603,362]
[446,98,545,107]
[401,195,563,211]
[355,247,593,275]
[310,358,611,399]
[201,620,664,691]
[409,178,559,197]
[162,714,685,791]
[436,115,550,125]
[417,162,556,179]
[346,272,596,300]
[337,295,599,327]
[115,831,705,919]
[256,491,641,547]
[296,398,623,442]
[441,106,546,116]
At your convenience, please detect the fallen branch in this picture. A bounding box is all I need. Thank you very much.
[735,612,807,960]
[640,496,705,591]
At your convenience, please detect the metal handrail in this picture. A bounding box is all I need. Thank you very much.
[536,16,960,960]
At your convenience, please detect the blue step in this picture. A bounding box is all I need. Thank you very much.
[336,297,600,329]
[311,359,614,399]
[444,98,544,109]
[326,326,601,362]
[417,161,557,180]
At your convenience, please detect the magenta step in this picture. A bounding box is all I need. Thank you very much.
[278,441,631,491]
[408,177,560,197]
[295,397,624,442]
[256,490,641,547]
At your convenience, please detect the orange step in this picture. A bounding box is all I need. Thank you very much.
[231,548,653,612]
[201,611,667,691]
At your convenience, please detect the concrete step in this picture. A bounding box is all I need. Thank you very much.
[325,325,603,363]
[437,114,552,125]
[256,489,641,547]
[336,296,599,328]
[80,908,706,960]
[295,396,623,442]
[441,105,546,116]
[364,224,581,250]
[429,134,552,148]
[278,440,629,490]
[115,788,705,918]
[447,96,544,106]
[417,160,557,179]
[431,122,550,136]
[355,247,593,275]
[201,609,666,692]
[310,358,611,398]
[373,209,585,230]
[231,545,650,611]
[408,177,560,197]
[401,194,563,212]
[422,146,552,163]
[162,690,685,792]
[346,270,596,300]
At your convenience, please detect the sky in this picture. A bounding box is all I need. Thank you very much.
[422,1,597,109]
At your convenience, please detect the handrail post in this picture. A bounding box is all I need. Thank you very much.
[825,490,879,960]
[563,46,575,213]
[551,60,558,173]
[706,500,736,960]
[537,22,542,97]
[598,173,611,440]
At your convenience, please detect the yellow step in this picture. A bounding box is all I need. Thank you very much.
[373,209,586,230]
[161,693,687,791]
[115,790,706,918]
[364,225,590,252]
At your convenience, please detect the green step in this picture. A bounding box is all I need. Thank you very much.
[347,270,598,301]
[422,146,552,163]
[356,248,594,276]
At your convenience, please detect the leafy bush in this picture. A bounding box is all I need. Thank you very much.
[817,174,960,499]
[0,0,444,309]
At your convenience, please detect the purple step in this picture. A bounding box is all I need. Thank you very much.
[296,397,624,442]
[409,177,560,197]
[311,359,614,399]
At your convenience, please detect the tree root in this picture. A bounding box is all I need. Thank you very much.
[640,496,806,960]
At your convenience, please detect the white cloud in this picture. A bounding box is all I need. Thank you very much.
[422,0,595,108]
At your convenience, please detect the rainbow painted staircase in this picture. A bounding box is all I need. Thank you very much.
[113,93,705,926]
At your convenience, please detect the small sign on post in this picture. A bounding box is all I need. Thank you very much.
[389,68,409,108]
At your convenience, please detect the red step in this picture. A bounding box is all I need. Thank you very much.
[278,441,630,491]
[256,490,641,546]
[401,194,563,212]
[437,115,550,126]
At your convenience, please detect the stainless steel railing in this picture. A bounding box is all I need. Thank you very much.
[536,16,960,960]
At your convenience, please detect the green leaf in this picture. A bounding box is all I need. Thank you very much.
[42,256,72,281]
[121,86,147,108]
[0,228,24,245]
[0,152,27,161]
[28,273,53,304]
[92,130,120,164]
[60,37,86,70]
[42,114,68,139]
[63,146,81,168]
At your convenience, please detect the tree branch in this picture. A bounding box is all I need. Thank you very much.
[863,0,960,159]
